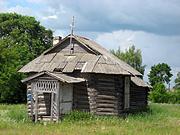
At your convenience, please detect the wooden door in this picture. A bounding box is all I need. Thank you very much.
[59,83,73,114]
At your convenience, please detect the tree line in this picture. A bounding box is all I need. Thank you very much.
[0,13,179,103]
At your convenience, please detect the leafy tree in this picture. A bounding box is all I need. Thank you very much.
[148,63,173,86]
[149,83,168,103]
[0,13,53,103]
[174,72,180,89]
[111,45,146,75]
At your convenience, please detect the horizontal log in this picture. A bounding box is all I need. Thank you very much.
[96,99,118,104]
[27,101,31,104]
[97,78,115,81]
[97,95,117,100]
[97,89,116,92]
[97,103,117,108]
[96,107,118,112]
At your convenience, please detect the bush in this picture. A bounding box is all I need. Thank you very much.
[149,83,180,104]
[149,83,169,103]
[167,89,180,104]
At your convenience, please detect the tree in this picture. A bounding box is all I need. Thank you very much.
[0,13,53,103]
[174,72,180,89]
[111,45,146,75]
[149,82,168,103]
[148,63,173,86]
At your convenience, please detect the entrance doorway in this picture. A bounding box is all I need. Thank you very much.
[31,79,59,122]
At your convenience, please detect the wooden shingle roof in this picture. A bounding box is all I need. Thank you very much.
[19,35,142,76]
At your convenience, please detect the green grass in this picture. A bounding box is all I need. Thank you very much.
[0,103,179,135]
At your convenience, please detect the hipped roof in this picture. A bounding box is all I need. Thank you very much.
[22,71,85,83]
[19,35,142,76]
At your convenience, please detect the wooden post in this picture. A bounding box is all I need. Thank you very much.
[35,91,38,122]
[56,82,60,121]
[124,76,130,110]
[51,92,54,121]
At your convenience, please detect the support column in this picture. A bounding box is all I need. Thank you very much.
[35,91,38,122]
[124,76,130,110]
[56,82,60,121]
[51,92,54,121]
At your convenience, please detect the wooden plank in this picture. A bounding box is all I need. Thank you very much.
[75,61,85,70]
[39,53,56,63]
[81,55,100,72]
[124,76,130,109]
[62,55,82,72]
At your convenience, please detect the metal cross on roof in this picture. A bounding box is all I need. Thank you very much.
[70,16,75,54]
[70,16,75,36]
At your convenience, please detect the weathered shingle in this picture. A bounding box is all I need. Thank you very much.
[19,35,142,76]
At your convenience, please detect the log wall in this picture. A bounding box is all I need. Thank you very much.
[87,74,124,115]
[37,93,51,116]
[73,82,90,112]
[130,83,148,111]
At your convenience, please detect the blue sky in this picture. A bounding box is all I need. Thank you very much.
[0,0,180,86]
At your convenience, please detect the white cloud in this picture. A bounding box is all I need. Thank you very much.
[42,15,58,20]
[8,5,32,15]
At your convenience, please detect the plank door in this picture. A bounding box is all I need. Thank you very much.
[59,83,73,114]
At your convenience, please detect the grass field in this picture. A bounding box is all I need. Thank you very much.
[0,103,179,135]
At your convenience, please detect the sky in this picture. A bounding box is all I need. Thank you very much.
[0,0,180,87]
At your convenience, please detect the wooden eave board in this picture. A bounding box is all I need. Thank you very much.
[22,71,85,83]
[50,72,85,83]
